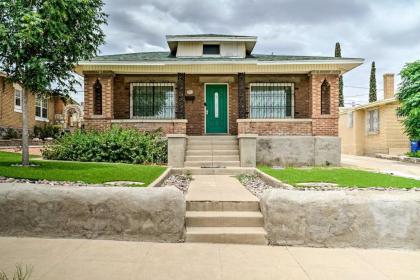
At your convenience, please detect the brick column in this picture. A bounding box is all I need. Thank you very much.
[309,72,339,136]
[238,72,246,119]
[176,73,186,119]
[83,72,115,130]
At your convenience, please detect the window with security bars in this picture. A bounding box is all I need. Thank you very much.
[131,83,175,119]
[249,83,293,119]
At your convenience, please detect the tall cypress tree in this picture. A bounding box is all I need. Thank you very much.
[335,42,344,107]
[369,61,377,102]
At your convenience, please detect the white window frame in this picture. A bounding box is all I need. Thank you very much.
[347,111,353,128]
[202,43,221,57]
[249,83,295,119]
[13,83,22,113]
[35,94,49,122]
[367,108,379,134]
[130,83,176,119]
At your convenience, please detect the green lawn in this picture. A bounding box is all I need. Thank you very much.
[259,166,420,189]
[0,151,166,185]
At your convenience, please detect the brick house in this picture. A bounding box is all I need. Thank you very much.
[0,72,68,138]
[76,34,363,167]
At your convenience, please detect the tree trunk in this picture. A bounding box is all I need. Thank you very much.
[21,88,30,166]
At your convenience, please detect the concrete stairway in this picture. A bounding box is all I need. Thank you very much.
[185,200,267,245]
[184,136,240,168]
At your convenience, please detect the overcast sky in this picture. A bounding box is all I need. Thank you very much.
[76,0,420,106]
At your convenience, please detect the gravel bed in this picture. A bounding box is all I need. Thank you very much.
[157,174,191,194]
[0,176,91,187]
[238,174,420,199]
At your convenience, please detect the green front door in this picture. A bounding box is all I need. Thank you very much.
[205,84,228,134]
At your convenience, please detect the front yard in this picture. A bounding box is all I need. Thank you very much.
[0,151,166,185]
[259,166,420,188]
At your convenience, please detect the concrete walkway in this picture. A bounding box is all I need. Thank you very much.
[186,175,258,202]
[1,237,420,280]
[342,154,420,180]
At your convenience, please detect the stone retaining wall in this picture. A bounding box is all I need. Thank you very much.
[0,184,185,242]
[260,189,420,249]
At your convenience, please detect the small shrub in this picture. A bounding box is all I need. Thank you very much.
[407,151,420,158]
[3,128,19,139]
[0,264,32,280]
[42,127,168,164]
[33,124,62,139]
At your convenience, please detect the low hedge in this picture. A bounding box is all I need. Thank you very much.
[42,127,167,164]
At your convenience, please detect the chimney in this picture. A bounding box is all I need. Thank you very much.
[383,73,395,99]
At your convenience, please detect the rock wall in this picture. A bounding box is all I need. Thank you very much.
[256,136,340,166]
[0,184,185,242]
[260,189,420,249]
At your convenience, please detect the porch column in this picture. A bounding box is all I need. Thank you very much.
[238,72,247,118]
[176,73,186,119]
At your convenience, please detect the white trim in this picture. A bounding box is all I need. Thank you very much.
[78,58,364,66]
[166,35,257,42]
[129,82,176,119]
[13,88,22,113]
[111,119,187,123]
[204,83,229,134]
[35,117,49,122]
[35,94,49,120]
[249,83,295,119]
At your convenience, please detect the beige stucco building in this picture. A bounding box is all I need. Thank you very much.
[339,74,409,156]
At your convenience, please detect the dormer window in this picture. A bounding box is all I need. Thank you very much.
[203,44,220,55]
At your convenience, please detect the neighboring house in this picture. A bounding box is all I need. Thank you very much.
[75,34,363,166]
[339,74,409,156]
[0,71,74,138]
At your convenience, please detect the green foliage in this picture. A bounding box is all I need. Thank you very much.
[369,61,377,102]
[407,151,420,158]
[259,166,420,188]
[0,0,107,96]
[3,128,19,139]
[0,151,165,185]
[335,42,344,107]
[42,127,168,164]
[397,60,420,141]
[33,124,62,139]
[0,264,32,280]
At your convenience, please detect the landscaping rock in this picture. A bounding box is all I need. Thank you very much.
[260,189,420,249]
[296,182,339,188]
[0,184,186,242]
[103,181,144,187]
[158,174,191,194]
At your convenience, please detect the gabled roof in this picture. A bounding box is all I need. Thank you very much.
[340,97,399,114]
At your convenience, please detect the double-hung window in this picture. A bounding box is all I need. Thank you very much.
[249,83,293,119]
[131,83,175,119]
[367,109,379,133]
[13,84,22,113]
[35,95,48,121]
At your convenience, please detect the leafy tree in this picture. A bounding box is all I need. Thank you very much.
[397,60,420,141]
[0,0,107,165]
[335,42,344,107]
[369,61,377,102]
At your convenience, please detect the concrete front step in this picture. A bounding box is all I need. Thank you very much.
[186,227,267,245]
[185,155,240,162]
[187,144,239,150]
[188,135,237,140]
[173,167,255,175]
[186,211,264,227]
[184,161,240,167]
[188,138,238,144]
[187,201,260,212]
[186,150,239,156]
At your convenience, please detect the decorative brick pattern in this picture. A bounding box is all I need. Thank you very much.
[238,120,312,136]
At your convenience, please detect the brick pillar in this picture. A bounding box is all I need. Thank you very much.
[238,72,246,119]
[176,73,186,119]
[309,72,339,136]
[83,72,114,130]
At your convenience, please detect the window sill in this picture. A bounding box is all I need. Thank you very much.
[14,107,22,113]
[35,117,49,122]
[112,119,188,123]
[367,131,379,135]
[237,118,312,123]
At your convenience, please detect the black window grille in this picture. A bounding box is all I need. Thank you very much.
[249,83,293,119]
[321,79,331,115]
[131,83,175,119]
[203,44,220,55]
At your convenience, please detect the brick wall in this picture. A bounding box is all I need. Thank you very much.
[0,77,58,136]
[309,73,339,136]
[112,121,187,134]
[237,120,312,135]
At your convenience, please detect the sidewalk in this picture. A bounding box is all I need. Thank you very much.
[341,154,420,180]
[1,237,420,280]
